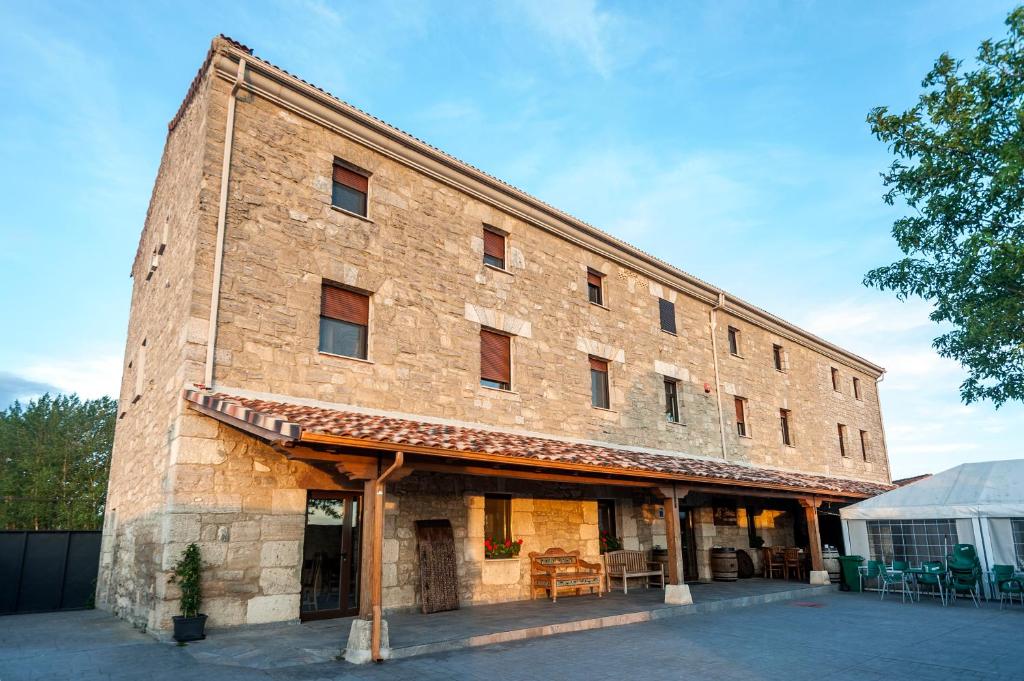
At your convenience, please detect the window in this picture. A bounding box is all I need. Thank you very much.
[319,284,369,359]
[831,367,840,392]
[780,409,792,446]
[587,269,604,306]
[773,344,785,371]
[484,494,512,551]
[480,329,512,391]
[664,378,680,423]
[331,162,368,217]
[1012,520,1024,570]
[590,357,610,409]
[838,424,848,457]
[483,227,506,269]
[727,326,741,356]
[867,519,958,565]
[859,430,869,461]
[853,376,862,400]
[658,298,676,334]
[734,397,748,437]
[597,499,617,552]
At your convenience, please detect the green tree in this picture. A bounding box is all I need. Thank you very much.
[0,394,116,530]
[865,6,1024,406]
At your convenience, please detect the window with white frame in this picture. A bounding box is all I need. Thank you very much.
[867,519,958,565]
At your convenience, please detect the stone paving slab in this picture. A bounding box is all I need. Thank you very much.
[4,589,1022,680]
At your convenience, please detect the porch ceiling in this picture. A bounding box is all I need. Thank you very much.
[183,389,892,499]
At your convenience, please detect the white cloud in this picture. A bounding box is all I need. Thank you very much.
[21,354,122,400]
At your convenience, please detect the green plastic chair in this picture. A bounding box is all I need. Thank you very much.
[992,564,1023,609]
[862,560,883,592]
[877,563,908,603]
[948,567,981,607]
[892,560,909,571]
[914,561,947,605]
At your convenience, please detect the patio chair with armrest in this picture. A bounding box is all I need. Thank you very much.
[992,564,1023,609]
[948,567,982,607]
[861,560,883,592]
[877,562,908,603]
[914,561,947,605]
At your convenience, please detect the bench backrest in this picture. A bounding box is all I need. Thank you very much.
[604,549,647,572]
[530,547,583,573]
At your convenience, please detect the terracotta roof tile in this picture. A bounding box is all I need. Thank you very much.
[185,390,892,498]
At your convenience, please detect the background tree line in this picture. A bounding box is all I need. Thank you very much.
[0,394,115,530]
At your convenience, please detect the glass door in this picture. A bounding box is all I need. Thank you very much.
[300,491,361,620]
[679,509,698,582]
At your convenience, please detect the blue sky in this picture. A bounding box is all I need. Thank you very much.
[0,0,1020,478]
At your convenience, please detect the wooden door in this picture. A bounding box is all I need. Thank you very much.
[300,491,361,620]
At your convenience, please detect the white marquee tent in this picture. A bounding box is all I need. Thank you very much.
[841,460,1024,582]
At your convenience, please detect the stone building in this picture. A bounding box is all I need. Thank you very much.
[97,36,893,649]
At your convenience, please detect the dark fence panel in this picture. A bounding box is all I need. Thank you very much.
[0,531,101,615]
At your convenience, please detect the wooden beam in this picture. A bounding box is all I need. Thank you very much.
[411,461,654,488]
[800,497,824,572]
[298,431,873,500]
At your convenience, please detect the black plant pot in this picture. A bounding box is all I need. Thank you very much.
[172,614,207,642]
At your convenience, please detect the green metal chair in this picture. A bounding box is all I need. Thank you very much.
[892,560,909,571]
[877,562,908,603]
[914,561,947,606]
[992,564,1023,609]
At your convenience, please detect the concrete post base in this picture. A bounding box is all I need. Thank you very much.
[809,570,831,586]
[664,584,693,605]
[344,618,390,664]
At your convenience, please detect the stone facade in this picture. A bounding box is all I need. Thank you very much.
[98,38,892,632]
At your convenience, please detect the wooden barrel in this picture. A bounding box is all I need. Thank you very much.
[822,546,841,583]
[710,547,738,581]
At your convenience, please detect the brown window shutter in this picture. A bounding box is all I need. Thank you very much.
[734,397,745,421]
[589,357,608,372]
[480,330,511,384]
[321,284,369,325]
[483,229,505,259]
[587,271,602,287]
[333,164,368,193]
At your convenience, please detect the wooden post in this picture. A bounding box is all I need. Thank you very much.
[358,478,375,617]
[370,477,385,660]
[653,486,686,586]
[800,498,824,573]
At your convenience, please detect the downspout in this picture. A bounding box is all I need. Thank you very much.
[203,57,247,388]
[710,292,728,459]
[874,373,892,483]
[372,452,405,662]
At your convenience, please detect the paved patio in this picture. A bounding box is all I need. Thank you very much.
[189,579,827,668]
[3,587,1023,680]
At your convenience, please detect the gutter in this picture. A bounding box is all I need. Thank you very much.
[874,373,892,484]
[203,57,247,388]
[710,292,728,460]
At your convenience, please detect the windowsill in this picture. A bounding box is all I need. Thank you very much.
[730,353,744,359]
[484,263,513,276]
[589,301,609,311]
[484,557,520,562]
[775,368,787,374]
[318,351,374,365]
[480,385,518,395]
[666,420,686,428]
[591,406,617,413]
[784,443,797,449]
[660,329,677,337]
[738,433,752,439]
[330,204,374,223]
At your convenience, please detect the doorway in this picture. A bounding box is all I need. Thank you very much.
[678,509,699,582]
[300,491,361,620]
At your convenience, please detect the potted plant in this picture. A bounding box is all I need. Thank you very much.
[170,543,207,642]
[599,533,623,553]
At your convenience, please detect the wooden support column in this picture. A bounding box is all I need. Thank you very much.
[653,485,687,585]
[800,497,824,573]
[358,478,375,617]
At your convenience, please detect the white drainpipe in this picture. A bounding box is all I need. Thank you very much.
[204,57,247,389]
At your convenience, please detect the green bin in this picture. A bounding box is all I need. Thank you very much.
[837,555,864,592]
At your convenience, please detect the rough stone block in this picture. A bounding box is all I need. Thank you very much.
[271,489,306,514]
[809,570,831,586]
[665,584,693,605]
[260,567,301,595]
[344,618,390,664]
[260,540,300,567]
[246,594,299,625]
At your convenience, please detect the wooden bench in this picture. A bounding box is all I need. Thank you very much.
[603,550,665,594]
[529,548,603,602]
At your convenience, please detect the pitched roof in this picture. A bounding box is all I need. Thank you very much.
[184,390,892,498]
